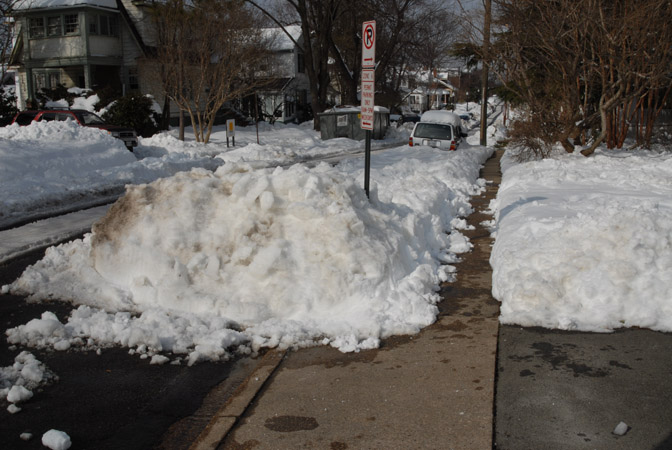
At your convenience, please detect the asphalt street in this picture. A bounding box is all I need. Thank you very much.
[0,251,252,450]
[496,325,672,450]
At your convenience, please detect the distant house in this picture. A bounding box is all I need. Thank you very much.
[249,25,310,124]
[9,0,310,123]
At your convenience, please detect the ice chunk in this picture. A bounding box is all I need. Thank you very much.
[7,385,33,403]
[42,429,72,450]
[613,421,629,435]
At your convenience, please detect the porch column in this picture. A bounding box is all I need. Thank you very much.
[84,64,92,89]
[25,67,34,106]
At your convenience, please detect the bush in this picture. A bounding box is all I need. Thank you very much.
[36,84,73,107]
[0,88,18,126]
[101,93,158,137]
[93,86,121,111]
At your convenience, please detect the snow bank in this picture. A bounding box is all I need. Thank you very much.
[7,145,492,359]
[0,121,222,226]
[491,149,672,332]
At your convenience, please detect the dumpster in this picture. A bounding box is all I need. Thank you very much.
[318,106,390,140]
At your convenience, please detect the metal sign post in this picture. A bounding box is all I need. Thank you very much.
[361,20,376,198]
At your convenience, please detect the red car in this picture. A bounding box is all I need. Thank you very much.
[12,109,138,150]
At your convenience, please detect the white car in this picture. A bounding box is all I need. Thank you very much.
[408,110,467,151]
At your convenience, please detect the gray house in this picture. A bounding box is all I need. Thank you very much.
[9,0,155,109]
[9,0,310,123]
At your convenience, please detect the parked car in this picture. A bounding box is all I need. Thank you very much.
[12,109,138,150]
[401,112,421,124]
[408,110,467,151]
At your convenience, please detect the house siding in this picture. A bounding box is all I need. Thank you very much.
[89,35,122,57]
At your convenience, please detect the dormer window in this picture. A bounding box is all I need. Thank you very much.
[28,13,81,38]
[64,14,79,34]
[29,17,45,38]
[89,14,119,37]
[47,16,61,36]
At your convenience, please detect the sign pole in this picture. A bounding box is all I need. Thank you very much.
[361,20,376,199]
[364,129,371,197]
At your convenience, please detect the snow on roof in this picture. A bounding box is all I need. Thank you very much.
[420,110,462,127]
[14,0,117,10]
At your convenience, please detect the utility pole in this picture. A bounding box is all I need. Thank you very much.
[480,0,491,146]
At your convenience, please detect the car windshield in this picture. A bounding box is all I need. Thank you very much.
[413,123,453,140]
[14,112,38,125]
[75,111,106,125]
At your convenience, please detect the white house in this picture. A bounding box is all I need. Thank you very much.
[399,68,457,113]
[253,25,310,124]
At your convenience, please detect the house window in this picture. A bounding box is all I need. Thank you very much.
[100,16,109,35]
[108,16,119,36]
[29,17,45,38]
[49,72,61,88]
[89,15,98,34]
[33,70,61,92]
[33,72,47,91]
[297,52,305,74]
[89,15,119,37]
[128,68,139,90]
[64,14,79,35]
[47,16,61,36]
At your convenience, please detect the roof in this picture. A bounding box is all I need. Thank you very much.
[13,0,117,11]
[419,110,462,127]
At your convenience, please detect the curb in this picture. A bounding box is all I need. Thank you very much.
[189,349,287,450]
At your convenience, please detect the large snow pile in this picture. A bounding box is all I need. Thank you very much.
[6,145,492,361]
[491,148,672,332]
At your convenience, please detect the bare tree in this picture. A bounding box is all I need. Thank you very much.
[330,0,459,109]
[248,0,340,130]
[582,0,672,154]
[490,0,672,156]
[0,0,16,81]
[249,0,462,128]
[150,0,272,143]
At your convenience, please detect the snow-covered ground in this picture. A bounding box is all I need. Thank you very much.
[0,119,407,228]
[2,121,491,359]
[491,147,672,332]
[2,101,671,425]
[1,114,494,415]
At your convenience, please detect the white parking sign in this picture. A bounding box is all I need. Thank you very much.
[361,20,376,131]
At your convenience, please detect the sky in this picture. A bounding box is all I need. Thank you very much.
[1,92,671,448]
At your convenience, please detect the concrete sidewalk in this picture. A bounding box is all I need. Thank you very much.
[192,151,503,450]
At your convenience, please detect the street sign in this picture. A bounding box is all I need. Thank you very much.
[360,68,375,131]
[361,20,376,199]
[226,119,235,147]
[226,119,235,137]
[362,21,376,69]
